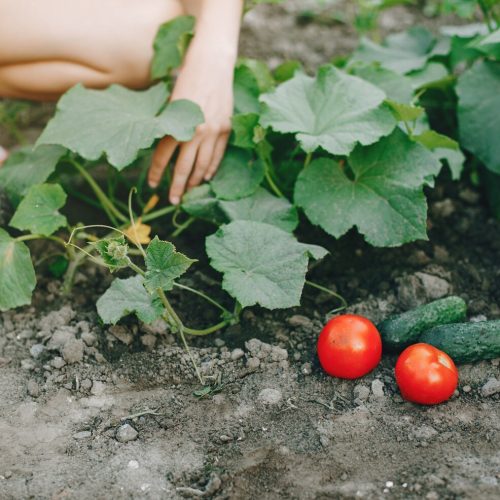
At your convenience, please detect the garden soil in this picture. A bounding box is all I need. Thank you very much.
[1,2,499,499]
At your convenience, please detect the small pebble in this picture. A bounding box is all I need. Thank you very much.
[128,460,139,469]
[81,332,97,347]
[371,379,385,399]
[51,357,66,369]
[30,344,45,359]
[230,348,244,361]
[80,379,93,391]
[257,388,282,406]
[214,338,225,348]
[301,362,312,375]
[219,434,232,443]
[73,431,91,440]
[462,385,472,393]
[246,357,260,370]
[140,334,156,350]
[27,379,40,397]
[116,424,138,443]
[354,384,370,401]
[287,314,314,330]
[481,377,500,397]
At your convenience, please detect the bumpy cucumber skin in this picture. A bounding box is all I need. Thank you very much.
[420,321,500,364]
[377,296,467,353]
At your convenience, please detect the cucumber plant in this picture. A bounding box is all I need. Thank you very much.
[0,2,498,339]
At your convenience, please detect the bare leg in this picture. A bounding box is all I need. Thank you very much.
[0,0,185,100]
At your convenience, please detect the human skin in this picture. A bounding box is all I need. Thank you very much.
[0,0,244,203]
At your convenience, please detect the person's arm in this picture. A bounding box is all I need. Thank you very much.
[148,0,244,205]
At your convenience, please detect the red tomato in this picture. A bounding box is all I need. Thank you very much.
[395,343,458,405]
[317,314,382,379]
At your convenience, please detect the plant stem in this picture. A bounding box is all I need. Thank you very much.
[62,249,87,295]
[171,217,194,238]
[304,152,313,167]
[16,234,68,247]
[184,321,231,336]
[127,188,147,259]
[264,169,285,198]
[256,141,284,198]
[141,205,176,223]
[478,0,495,31]
[173,283,231,315]
[157,289,204,384]
[305,280,348,310]
[67,158,128,224]
[127,260,145,277]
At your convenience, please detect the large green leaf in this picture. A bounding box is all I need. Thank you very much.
[151,16,195,80]
[144,237,195,292]
[206,220,327,309]
[36,83,204,170]
[295,129,442,247]
[350,64,414,103]
[238,58,275,92]
[210,147,265,200]
[352,27,442,74]
[233,65,261,114]
[260,65,395,156]
[0,145,66,206]
[181,185,226,224]
[219,187,298,232]
[408,62,449,89]
[96,275,163,325]
[10,183,67,236]
[231,113,260,149]
[457,60,500,173]
[0,229,36,311]
[413,130,465,180]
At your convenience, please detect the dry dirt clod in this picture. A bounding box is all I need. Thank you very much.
[26,379,40,397]
[62,339,84,364]
[108,325,134,345]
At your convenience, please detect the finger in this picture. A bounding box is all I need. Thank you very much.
[204,133,230,181]
[169,141,200,205]
[0,146,8,166]
[148,136,178,188]
[187,137,217,189]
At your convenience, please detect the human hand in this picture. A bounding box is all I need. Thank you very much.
[147,43,234,205]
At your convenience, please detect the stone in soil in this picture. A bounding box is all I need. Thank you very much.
[26,379,40,397]
[371,379,385,399]
[73,431,92,440]
[257,388,283,406]
[481,378,500,397]
[47,327,75,351]
[116,424,138,443]
[354,384,370,402]
[397,272,450,308]
[230,348,245,361]
[29,344,44,359]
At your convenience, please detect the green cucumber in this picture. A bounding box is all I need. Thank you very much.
[420,321,500,364]
[377,296,467,353]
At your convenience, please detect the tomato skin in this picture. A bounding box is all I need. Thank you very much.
[395,343,458,405]
[317,314,382,379]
